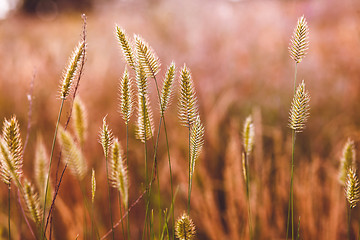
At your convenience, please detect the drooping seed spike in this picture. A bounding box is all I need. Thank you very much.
[135,34,161,78]
[115,26,136,71]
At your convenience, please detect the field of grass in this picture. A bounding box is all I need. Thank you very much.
[1,0,360,239]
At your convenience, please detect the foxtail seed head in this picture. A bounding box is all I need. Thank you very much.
[99,117,114,158]
[175,213,196,240]
[339,139,356,185]
[73,98,88,146]
[119,68,133,124]
[243,115,255,156]
[135,34,160,78]
[23,178,42,226]
[288,80,310,133]
[190,115,205,182]
[160,62,176,116]
[115,26,136,70]
[289,15,309,64]
[345,168,360,208]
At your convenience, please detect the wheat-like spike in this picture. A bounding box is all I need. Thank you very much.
[339,138,356,185]
[60,40,86,100]
[190,116,204,182]
[115,26,136,70]
[99,117,114,159]
[175,213,196,240]
[345,168,360,208]
[160,62,176,116]
[58,126,87,180]
[23,178,42,226]
[0,138,12,185]
[73,98,88,146]
[289,15,309,64]
[34,135,52,207]
[243,115,255,156]
[135,58,154,142]
[91,168,96,203]
[119,68,134,124]
[1,116,23,183]
[288,80,310,133]
[110,138,129,209]
[178,65,198,128]
[135,34,160,78]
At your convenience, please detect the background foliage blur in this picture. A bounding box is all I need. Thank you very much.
[1,0,360,239]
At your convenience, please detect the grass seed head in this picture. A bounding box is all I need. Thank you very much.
[288,80,310,133]
[345,168,360,208]
[289,15,309,64]
[175,213,196,240]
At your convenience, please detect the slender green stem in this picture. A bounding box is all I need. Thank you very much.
[348,205,351,240]
[8,183,10,240]
[118,192,126,240]
[125,123,130,240]
[41,98,65,239]
[142,137,149,240]
[162,118,174,238]
[245,153,253,240]
[105,153,115,240]
[187,127,191,214]
[293,63,298,94]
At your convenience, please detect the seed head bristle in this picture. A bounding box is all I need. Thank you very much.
[0,139,12,185]
[110,138,128,209]
[73,98,88,146]
[243,115,255,156]
[34,135,52,206]
[115,26,136,70]
[345,168,360,208]
[99,116,114,158]
[23,178,42,226]
[58,126,87,180]
[288,80,310,133]
[119,68,134,124]
[190,116,205,182]
[135,34,160,78]
[339,138,356,185]
[91,168,96,203]
[0,116,23,185]
[178,65,198,128]
[160,62,176,116]
[60,41,86,100]
[175,213,196,240]
[289,15,309,64]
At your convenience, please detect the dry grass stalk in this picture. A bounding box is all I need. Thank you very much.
[339,139,356,185]
[119,68,133,124]
[160,62,176,116]
[91,168,96,203]
[72,98,88,146]
[178,65,198,128]
[345,168,360,208]
[175,213,196,240]
[60,41,86,100]
[115,26,136,71]
[288,80,310,133]
[58,126,87,180]
[23,178,42,226]
[110,138,128,209]
[289,15,309,64]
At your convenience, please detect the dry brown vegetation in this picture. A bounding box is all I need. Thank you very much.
[1,0,360,239]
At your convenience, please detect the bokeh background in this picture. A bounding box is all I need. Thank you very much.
[1,0,360,239]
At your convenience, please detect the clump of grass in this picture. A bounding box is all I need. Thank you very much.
[175,213,196,240]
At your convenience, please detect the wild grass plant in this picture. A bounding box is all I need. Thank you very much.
[1,11,360,240]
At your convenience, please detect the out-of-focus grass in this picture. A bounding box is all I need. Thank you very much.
[1,0,360,239]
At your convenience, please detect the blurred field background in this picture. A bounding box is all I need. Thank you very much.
[1,0,360,239]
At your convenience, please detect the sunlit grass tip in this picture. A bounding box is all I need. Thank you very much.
[99,116,114,159]
[58,126,87,180]
[175,213,196,240]
[190,115,205,181]
[289,15,309,64]
[60,40,86,100]
[243,115,255,156]
[178,65,198,128]
[339,138,356,185]
[110,138,128,209]
[115,26,136,71]
[23,178,42,226]
[119,68,134,124]
[345,168,360,208]
[135,34,160,78]
[160,62,176,116]
[288,80,310,133]
[73,98,88,147]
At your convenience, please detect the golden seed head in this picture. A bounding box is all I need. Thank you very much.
[288,80,310,133]
[243,115,255,156]
[345,168,360,208]
[339,138,356,185]
[175,213,196,240]
[289,15,309,64]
